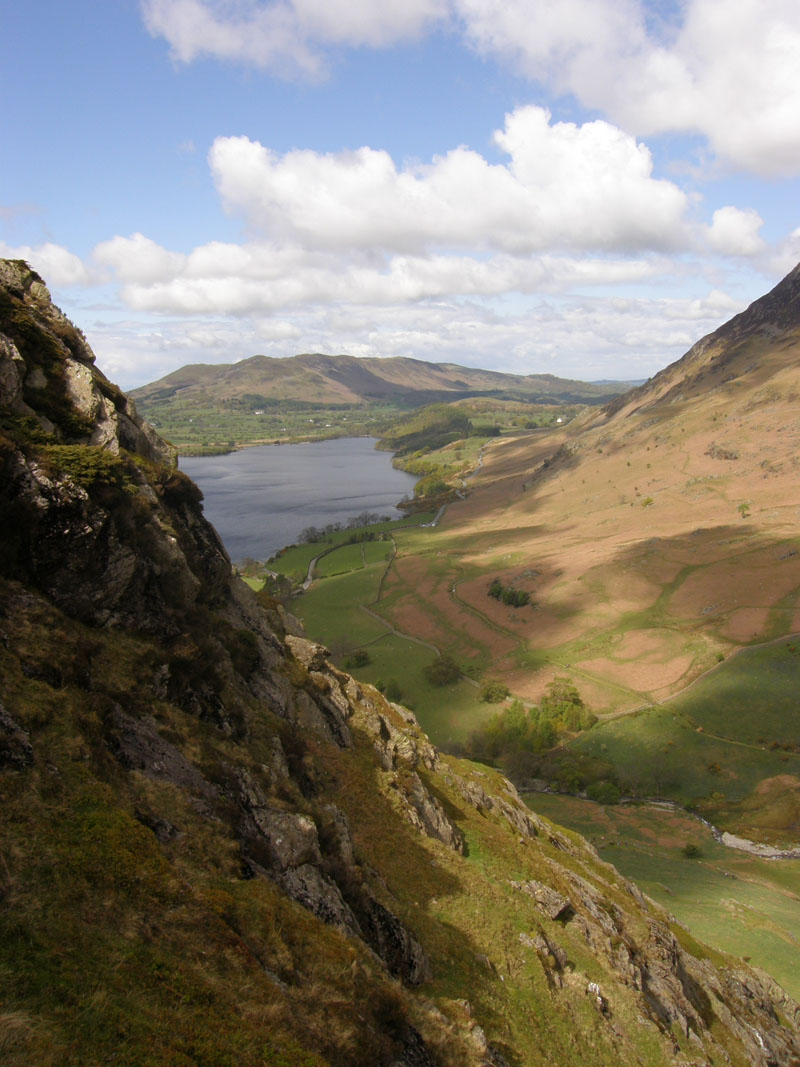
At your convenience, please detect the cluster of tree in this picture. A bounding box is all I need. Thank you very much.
[413,475,450,499]
[378,404,473,456]
[464,678,597,761]
[299,511,391,544]
[480,680,511,703]
[488,578,531,607]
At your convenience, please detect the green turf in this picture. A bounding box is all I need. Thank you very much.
[667,639,800,744]
[316,542,368,576]
[525,793,800,1001]
[572,705,800,803]
[315,540,394,577]
[294,564,388,647]
[343,633,490,745]
[268,513,434,582]
[269,542,325,582]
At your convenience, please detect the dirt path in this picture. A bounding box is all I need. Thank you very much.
[301,544,337,590]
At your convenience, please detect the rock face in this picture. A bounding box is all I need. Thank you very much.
[1,258,800,1067]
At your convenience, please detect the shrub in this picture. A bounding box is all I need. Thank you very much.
[586,780,621,805]
[384,679,402,702]
[480,680,510,703]
[488,578,531,607]
[343,649,371,669]
[42,444,130,492]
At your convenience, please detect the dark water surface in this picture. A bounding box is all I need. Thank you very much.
[181,437,418,562]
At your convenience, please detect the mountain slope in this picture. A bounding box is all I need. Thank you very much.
[603,262,800,419]
[132,352,629,408]
[1,258,799,1066]
[378,260,800,710]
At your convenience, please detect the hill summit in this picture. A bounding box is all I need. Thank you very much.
[1,258,799,1065]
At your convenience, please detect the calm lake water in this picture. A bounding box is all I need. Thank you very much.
[181,437,418,562]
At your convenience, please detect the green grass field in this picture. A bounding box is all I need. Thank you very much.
[525,793,800,1001]
[344,633,489,745]
[295,563,389,647]
[573,705,800,803]
[315,540,393,576]
[289,513,493,745]
[667,639,800,744]
[268,513,434,583]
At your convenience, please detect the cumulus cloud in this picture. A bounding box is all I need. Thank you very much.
[143,0,800,176]
[707,207,765,256]
[0,242,91,286]
[96,238,671,315]
[209,107,691,254]
[460,0,800,176]
[142,0,446,77]
[94,233,187,283]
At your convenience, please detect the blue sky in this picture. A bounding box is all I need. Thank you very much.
[3,0,800,389]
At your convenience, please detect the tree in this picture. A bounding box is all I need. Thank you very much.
[586,780,621,805]
[423,654,461,687]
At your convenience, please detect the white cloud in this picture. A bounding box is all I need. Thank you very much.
[141,0,446,77]
[84,284,746,390]
[143,0,800,176]
[209,107,691,254]
[94,233,187,283]
[0,242,91,286]
[459,0,800,176]
[87,228,676,316]
[764,227,800,277]
[291,0,448,46]
[707,206,765,257]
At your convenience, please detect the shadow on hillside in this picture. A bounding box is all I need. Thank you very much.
[609,522,797,614]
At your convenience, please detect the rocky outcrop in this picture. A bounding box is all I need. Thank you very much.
[0,259,173,465]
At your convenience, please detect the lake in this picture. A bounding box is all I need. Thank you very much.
[181,437,418,562]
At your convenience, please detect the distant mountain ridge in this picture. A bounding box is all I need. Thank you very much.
[132,352,632,409]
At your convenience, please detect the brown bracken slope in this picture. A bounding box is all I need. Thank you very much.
[383,264,800,710]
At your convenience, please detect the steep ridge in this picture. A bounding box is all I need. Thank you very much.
[602,263,800,420]
[1,258,799,1065]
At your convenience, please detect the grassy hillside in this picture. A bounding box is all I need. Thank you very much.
[132,355,628,453]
